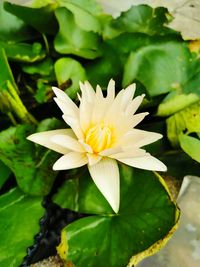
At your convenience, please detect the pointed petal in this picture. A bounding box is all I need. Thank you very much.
[130,112,149,128]
[99,146,122,157]
[62,115,84,140]
[122,83,136,108]
[51,134,84,152]
[110,148,146,159]
[52,86,78,114]
[79,140,93,153]
[54,97,78,118]
[107,79,115,101]
[27,129,72,154]
[88,158,120,213]
[53,152,88,170]
[125,94,145,115]
[121,129,163,148]
[79,81,95,103]
[87,153,102,166]
[118,154,167,172]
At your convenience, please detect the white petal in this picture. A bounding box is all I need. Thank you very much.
[51,134,84,152]
[110,149,146,159]
[52,86,78,114]
[53,152,88,170]
[62,115,84,140]
[27,129,72,154]
[80,81,95,103]
[118,154,167,172]
[120,129,163,148]
[99,146,122,157]
[88,158,120,213]
[87,153,102,166]
[130,112,149,128]
[121,83,136,108]
[79,140,93,153]
[107,79,115,101]
[125,94,145,115]
[54,98,78,118]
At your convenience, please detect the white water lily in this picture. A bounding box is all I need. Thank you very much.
[27,80,167,213]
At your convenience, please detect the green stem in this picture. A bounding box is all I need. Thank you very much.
[7,112,17,126]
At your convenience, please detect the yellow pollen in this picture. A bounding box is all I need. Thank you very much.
[85,124,112,153]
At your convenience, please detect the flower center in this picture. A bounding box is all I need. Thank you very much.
[85,124,112,153]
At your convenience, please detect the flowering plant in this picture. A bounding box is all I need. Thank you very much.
[0,1,199,266]
[28,80,166,213]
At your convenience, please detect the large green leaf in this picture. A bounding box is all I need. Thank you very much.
[167,101,200,147]
[0,1,35,42]
[4,1,58,34]
[59,1,101,33]
[55,165,179,267]
[179,134,200,163]
[54,57,86,99]
[0,40,45,63]
[107,5,171,38]
[54,7,101,59]
[22,58,54,76]
[0,118,63,196]
[0,188,44,267]
[123,41,190,97]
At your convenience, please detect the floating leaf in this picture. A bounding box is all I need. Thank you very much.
[0,118,63,196]
[60,1,101,33]
[54,7,101,59]
[123,41,190,97]
[0,1,35,42]
[0,41,45,63]
[179,134,200,163]
[22,58,54,76]
[55,165,179,267]
[0,188,44,267]
[4,1,58,34]
[54,57,86,99]
[108,5,171,38]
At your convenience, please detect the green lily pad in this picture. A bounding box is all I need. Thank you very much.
[179,134,200,163]
[54,57,86,99]
[0,118,63,196]
[60,1,101,33]
[4,1,58,35]
[123,41,190,97]
[0,187,44,267]
[0,1,35,42]
[108,5,171,38]
[0,41,45,63]
[54,7,101,59]
[55,165,179,267]
[22,58,54,76]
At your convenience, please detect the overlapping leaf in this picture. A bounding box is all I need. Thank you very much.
[54,165,179,267]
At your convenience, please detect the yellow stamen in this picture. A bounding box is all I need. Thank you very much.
[85,124,113,153]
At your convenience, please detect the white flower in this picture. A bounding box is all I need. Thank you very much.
[27,80,166,213]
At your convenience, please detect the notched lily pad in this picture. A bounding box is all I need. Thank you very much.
[55,165,179,267]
